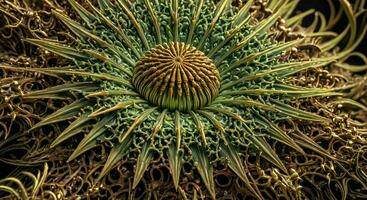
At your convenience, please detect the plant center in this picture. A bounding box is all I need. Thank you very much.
[133,42,221,112]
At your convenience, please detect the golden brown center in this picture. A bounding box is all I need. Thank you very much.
[132,42,221,111]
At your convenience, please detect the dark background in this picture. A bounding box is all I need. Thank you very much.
[299,0,366,55]
[0,0,366,192]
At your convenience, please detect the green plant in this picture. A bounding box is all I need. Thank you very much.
[1,0,367,199]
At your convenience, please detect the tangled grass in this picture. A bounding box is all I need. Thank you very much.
[0,0,367,199]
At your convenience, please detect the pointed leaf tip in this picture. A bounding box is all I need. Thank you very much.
[133,144,153,189]
[254,114,305,155]
[221,142,263,199]
[191,145,216,199]
[30,99,89,131]
[250,136,288,173]
[67,114,114,161]
[98,137,132,181]
[167,144,183,190]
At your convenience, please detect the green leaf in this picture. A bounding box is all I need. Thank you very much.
[232,0,253,27]
[82,49,132,76]
[86,89,139,98]
[119,107,157,143]
[52,10,104,43]
[273,84,344,98]
[151,109,168,139]
[88,100,146,118]
[221,59,333,91]
[197,0,231,49]
[175,111,182,149]
[271,100,330,122]
[69,140,98,162]
[170,0,179,41]
[133,143,153,189]
[214,99,275,111]
[291,131,335,160]
[167,144,183,190]
[222,38,304,75]
[190,111,207,145]
[215,2,287,64]
[24,39,87,60]
[67,0,96,27]
[86,0,141,59]
[249,136,288,173]
[23,82,97,99]
[68,114,115,161]
[191,145,215,199]
[144,0,162,44]
[244,125,287,173]
[204,106,246,123]
[196,110,226,143]
[186,0,204,44]
[207,0,253,58]
[0,65,133,88]
[116,0,150,50]
[31,99,90,131]
[221,142,263,200]
[51,113,91,148]
[221,86,343,98]
[98,136,132,181]
[97,0,113,10]
[52,10,135,66]
[254,114,305,154]
[277,59,333,77]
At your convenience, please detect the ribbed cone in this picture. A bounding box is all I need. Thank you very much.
[133,42,220,112]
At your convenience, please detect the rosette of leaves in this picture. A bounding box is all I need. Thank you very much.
[1,0,367,199]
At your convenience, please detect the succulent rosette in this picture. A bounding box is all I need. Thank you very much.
[1,0,367,199]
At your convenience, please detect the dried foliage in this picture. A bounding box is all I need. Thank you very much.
[0,0,367,200]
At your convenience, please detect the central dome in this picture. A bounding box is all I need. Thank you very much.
[133,42,221,111]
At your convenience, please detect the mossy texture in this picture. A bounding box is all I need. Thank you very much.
[0,0,367,199]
